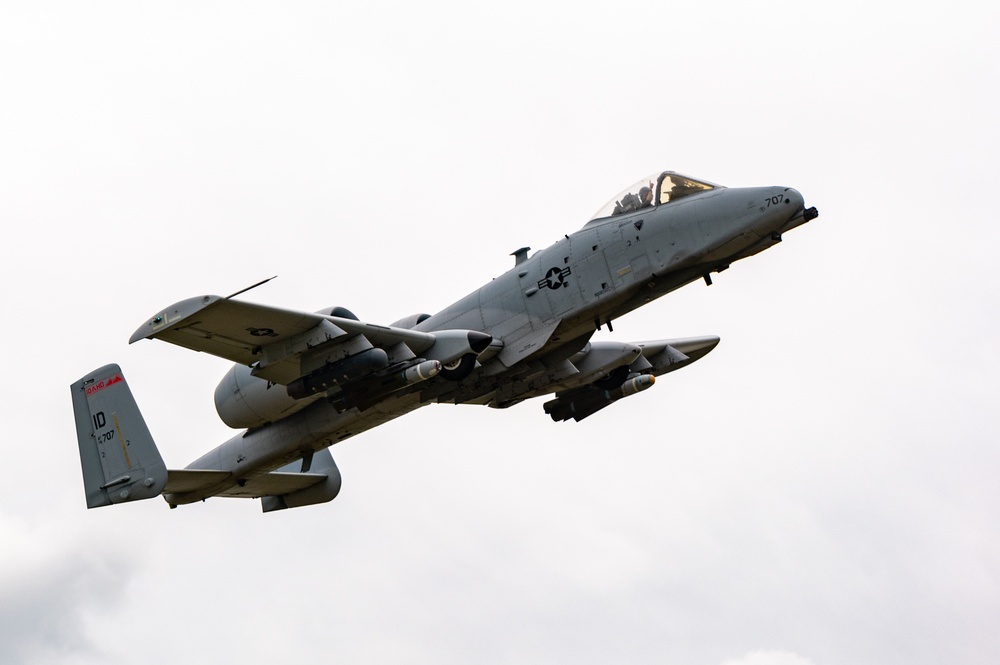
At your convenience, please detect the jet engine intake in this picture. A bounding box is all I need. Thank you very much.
[423,330,493,366]
[389,312,432,329]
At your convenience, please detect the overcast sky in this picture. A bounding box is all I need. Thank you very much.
[2,2,998,664]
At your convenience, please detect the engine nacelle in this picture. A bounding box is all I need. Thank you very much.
[215,364,323,429]
[389,312,432,329]
[316,305,360,321]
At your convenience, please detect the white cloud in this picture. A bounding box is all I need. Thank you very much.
[721,650,817,665]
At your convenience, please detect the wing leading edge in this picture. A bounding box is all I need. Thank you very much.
[130,294,493,386]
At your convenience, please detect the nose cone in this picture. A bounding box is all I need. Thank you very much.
[784,187,804,212]
[779,187,819,232]
[748,186,816,237]
[467,331,493,355]
[746,186,804,237]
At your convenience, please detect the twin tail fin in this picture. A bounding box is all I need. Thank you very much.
[70,364,168,508]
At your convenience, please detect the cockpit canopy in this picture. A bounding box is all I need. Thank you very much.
[590,172,721,221]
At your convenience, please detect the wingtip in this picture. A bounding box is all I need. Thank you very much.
[129,295,223,344]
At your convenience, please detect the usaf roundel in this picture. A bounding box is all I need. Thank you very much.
[539,266,572,290]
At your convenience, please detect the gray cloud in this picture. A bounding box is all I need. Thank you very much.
[0,516,134,665]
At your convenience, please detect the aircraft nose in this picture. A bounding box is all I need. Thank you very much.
[749,187,804,236]
[784,187,804,211]
[778,187,819,232]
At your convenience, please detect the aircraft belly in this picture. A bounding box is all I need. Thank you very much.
[165,393,426,504]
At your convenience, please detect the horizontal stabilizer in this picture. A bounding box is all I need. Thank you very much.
[164,469,232,494]
[217,471,329,498]
[160,449,342,512]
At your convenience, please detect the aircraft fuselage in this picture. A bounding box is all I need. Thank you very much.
[164,182,815,506]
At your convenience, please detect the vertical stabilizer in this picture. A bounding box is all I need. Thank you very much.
[70,364,167,508]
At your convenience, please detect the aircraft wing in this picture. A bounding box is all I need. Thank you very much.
[129,294,480,385]
[634,336,721,374]
[540,335,721,422]
[129,295,332,367]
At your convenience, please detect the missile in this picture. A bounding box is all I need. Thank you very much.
[287,347,390,400]
[330,359,442,412]
[619,374,655,397]
[543,374,655,422]
[400,359,442,384]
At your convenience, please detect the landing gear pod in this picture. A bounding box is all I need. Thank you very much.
[261,448,342,513]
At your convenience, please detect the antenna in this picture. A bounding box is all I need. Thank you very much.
[226,275,278,299]
[511,247,531,266]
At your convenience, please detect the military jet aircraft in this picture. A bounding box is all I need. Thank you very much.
[72,171,818,512]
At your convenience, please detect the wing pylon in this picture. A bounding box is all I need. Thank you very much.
[542,335,720,421]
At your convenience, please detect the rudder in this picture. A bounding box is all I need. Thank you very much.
[71,364,167,508]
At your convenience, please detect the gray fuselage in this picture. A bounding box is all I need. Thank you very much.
[166,182,811,505]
